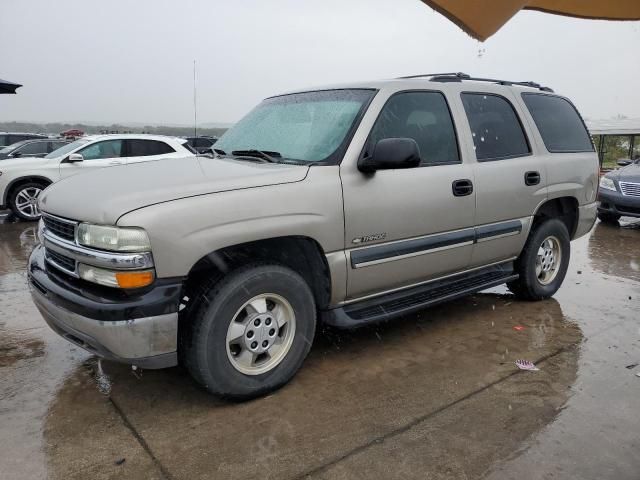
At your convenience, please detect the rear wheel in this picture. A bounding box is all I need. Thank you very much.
[9,182,47,221]
[507,219,570,300]
[597,212,620,224]
[184,264,316,400]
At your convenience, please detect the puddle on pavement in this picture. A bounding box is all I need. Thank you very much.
[1,216,639,479]
[0,327,45,367]
[42,293,584,480]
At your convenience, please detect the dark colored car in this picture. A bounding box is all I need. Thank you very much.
[184,135,217,154]
[0,132,48,147]
[597,158,640,222]
[0,138,70,160]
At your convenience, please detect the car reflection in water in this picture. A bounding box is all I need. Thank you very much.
[588,220,640,282]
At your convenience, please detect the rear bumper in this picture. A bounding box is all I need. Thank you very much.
[574,202,597,239]
[597,188,640,218]
[28,244,181,369]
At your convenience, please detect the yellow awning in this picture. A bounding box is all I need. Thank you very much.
[422,0,640,41]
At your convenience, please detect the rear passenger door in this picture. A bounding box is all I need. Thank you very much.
[342,90,476,299]
[459,92,547,268]
[125,139,177,163]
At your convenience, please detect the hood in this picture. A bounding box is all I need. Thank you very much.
[39,156,310,224]
[0,156,49,169]
[607,162,640,183]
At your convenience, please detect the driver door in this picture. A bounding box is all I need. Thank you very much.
[341,90,476,299]
[59,139,127,179]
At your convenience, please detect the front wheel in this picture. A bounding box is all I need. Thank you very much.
[183,264,316,400]
[9,182,47,221]
[507,219,570,301]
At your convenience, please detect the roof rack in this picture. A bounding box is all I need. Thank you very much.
[397,72,554,93]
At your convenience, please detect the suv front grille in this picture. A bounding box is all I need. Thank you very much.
[45,249,76,274]
[620,182,640,197]
[43,214,76,242]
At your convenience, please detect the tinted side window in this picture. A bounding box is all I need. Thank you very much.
[127,140,175,157]
[17,142,48,155]
[368,91,460,166]
[79,140,124,160]
[49,141,69,152]
[9,135,28,144]
[193,138,213,148]
[521,94,593,153]
[461,93,530,161]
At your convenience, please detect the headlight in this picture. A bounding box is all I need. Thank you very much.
[77,224,151,252]
[78,264,154,289]
[599,177,616,191]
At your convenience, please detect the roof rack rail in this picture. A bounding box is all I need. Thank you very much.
[397,72,554,93]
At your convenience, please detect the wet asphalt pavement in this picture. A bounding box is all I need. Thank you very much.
[1,211,639,480]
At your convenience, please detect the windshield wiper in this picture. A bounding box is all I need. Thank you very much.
[231,149,282,163]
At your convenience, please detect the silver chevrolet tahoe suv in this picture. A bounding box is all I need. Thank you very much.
[29,73,598,399]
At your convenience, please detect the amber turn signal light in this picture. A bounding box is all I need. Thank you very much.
[115,270,155,289]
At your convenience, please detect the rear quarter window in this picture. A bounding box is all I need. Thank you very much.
[521,94,593,153]
[127,140,175,156]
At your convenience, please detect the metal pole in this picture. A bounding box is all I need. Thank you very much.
[598,134,605,167]
[193,60,197,138]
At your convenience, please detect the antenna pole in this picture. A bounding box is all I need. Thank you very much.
[193,59,197,138]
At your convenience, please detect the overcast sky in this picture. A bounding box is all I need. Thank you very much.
[1,0,639,125]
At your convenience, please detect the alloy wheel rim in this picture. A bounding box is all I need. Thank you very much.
[225,293,296,375]
[15,186,42,219]
[536,235,561,285]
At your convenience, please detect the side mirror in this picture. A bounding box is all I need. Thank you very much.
[617,159,632,167]
[11,151,22,158]
[358,138,421,173]
[67,153,84,163]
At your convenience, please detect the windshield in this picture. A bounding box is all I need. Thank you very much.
[45,138,89,158]
[0,145,16,154]
[215,89,375,163]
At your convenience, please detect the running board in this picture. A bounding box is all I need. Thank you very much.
[322,262,518,329]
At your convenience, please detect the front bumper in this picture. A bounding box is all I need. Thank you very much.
[28,244,182,369]
[597,188,640,218]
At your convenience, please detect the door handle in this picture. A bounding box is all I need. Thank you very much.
[525,171,541,186]
[109,160,123,165]
[452,179,473,197]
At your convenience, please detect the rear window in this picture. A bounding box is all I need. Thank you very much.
[461,93,530,161]
[521,94,594,153]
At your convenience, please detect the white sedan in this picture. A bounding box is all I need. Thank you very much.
[0,134,196,220]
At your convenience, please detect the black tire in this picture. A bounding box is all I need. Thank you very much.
[507,219,570,301]
[8,181,47,221]
[597,212,620,224]
[183,264,316,400]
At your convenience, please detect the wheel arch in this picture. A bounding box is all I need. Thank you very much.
[532,196,579,239]
[184,235,333,310]
[4,175,53,205]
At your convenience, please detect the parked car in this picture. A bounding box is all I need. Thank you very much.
[184,135,217,154]
[0,132,48,147]
[0,134,195,220]
[29,74,598,399]
[597,156,640,222]
[0,138,70,160]
[60,129,84,138]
